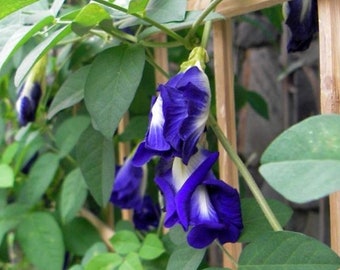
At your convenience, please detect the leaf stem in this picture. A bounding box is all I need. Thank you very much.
[201,20,212,49]
[93,0,188,46]
[145,50,170,79]
[208,114,283,232]
[186,0,222,43]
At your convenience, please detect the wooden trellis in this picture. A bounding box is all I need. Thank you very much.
[118,0,340,268]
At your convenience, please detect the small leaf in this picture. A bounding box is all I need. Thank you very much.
[119,252,143,270]
[81,242,108,266]
[0,15,54,71]
[166,245,206,270]
[72,3,111,36]
[0,0,38,20]
[17,153,59,206]
[76,125,115,207]
[139,233,165,260]
[1,142,19,164]
[15,25,72,86]
[85,253,123,270]
[55,115,90,158]
[63,217,102,256]
[16,212,65,270]
[239,198,293,242]
[246,90,269,120]
[58,168,87,224]
[260,115,340,203]
[118,115,148,142]
[128,0,149,15]
[239,231,340,269]
[84,45,145,139]
[110,231,141,255]
[0,164,14,188]
[48,65,91,119]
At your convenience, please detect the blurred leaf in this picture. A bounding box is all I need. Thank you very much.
[15,25,72,86]
[166,245,206,270]
[69,265,84,270]
[81,242,108,266]
[0,15,54,71]
[239,231,340,269]
[239,198,293,242]
[76,125,115,207]
[1,142,19,164]
[115,220,135,232]
[260,115,340,203]
[85,253,123,270]
[261,5,283,31]
[63,217,102,256]
[118,115,148,142]
[48,65,91,119]
[16,212,65,270]
[0,164,14,188]
[110,231,141,255]
[59,168,87,224]
[72,3,111,36]
[84,45,145,139]
[128,0,149,15]
[50,0,65,16]
[168,225,186,246]
[0,0,38,20]
[55,115,90,158]
[139,233,165,260]
[119,252,143,270]
[17,153,59,206]
[0,203,29,245]
[247,90,269,120]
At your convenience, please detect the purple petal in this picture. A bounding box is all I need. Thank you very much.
[187,223,225,249]
[133,196,161,231]
[132,142,173,167]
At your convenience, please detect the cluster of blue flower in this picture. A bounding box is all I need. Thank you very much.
[111,47,243,248]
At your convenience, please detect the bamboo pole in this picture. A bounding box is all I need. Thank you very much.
[213,19,241,269]
[318,0,340,255]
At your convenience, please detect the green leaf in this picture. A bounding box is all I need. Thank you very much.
[0,203,29,245]
[63,217,102,256]
[139,233,165,260]
[119,252,143,270]
[16,212,65,270]
[76,126,115,207]
[203,268,231,270]
[128,0,149,15]
[247,90,269,120]
[55,115,90,158]
[1,142,19,164]
[85,253,123,270]
[166,245,206,270]
[118,115,148,141]
[81,242,108,266]
[84,45,145,139]
[146,0,186,24]
[48,65,91,119]
[115,220,135,232]
[0,15,54,71]
[239,198,293,242]
[239,231,340,269]
[110,231,141,255]
[0,0,38,20]
[15,25,72,86]
[17,153,59,206]
[0,164,14,188]
[69,265,84,270]
[58,168,87,224]
[72,3,111,36]
[260,115,340,203]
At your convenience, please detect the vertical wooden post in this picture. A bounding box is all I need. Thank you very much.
[318,0,340,255]
[213,19,241,269]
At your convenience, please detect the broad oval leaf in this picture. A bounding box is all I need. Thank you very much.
[239,231,340,269]
[260,115,340,203]
[85,253,123,270]
[119,252,143,270]
[239,198,292,242]
[58,168,87,224]
[76,125,115,207]
[48,65,91,119]
[17,153,59,206]
[55,115,90,158]
[84,45,145,139]
[139,233,165,260]
[166,245,206,270]
[0,0,38,20]
[0,164,14,188]
[16,212,65,270]
[15,25,72,86]
[81,242,108,266]
[110,230,141,255]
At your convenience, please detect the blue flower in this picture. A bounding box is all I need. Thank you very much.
[133,64,211,166]
[155,149,243,248]
[283,0,318,52]
[133,196,161,231]
[110,156,146,210]
[15,82,42,126]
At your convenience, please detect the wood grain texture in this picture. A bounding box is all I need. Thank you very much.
[318,0,340,255]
